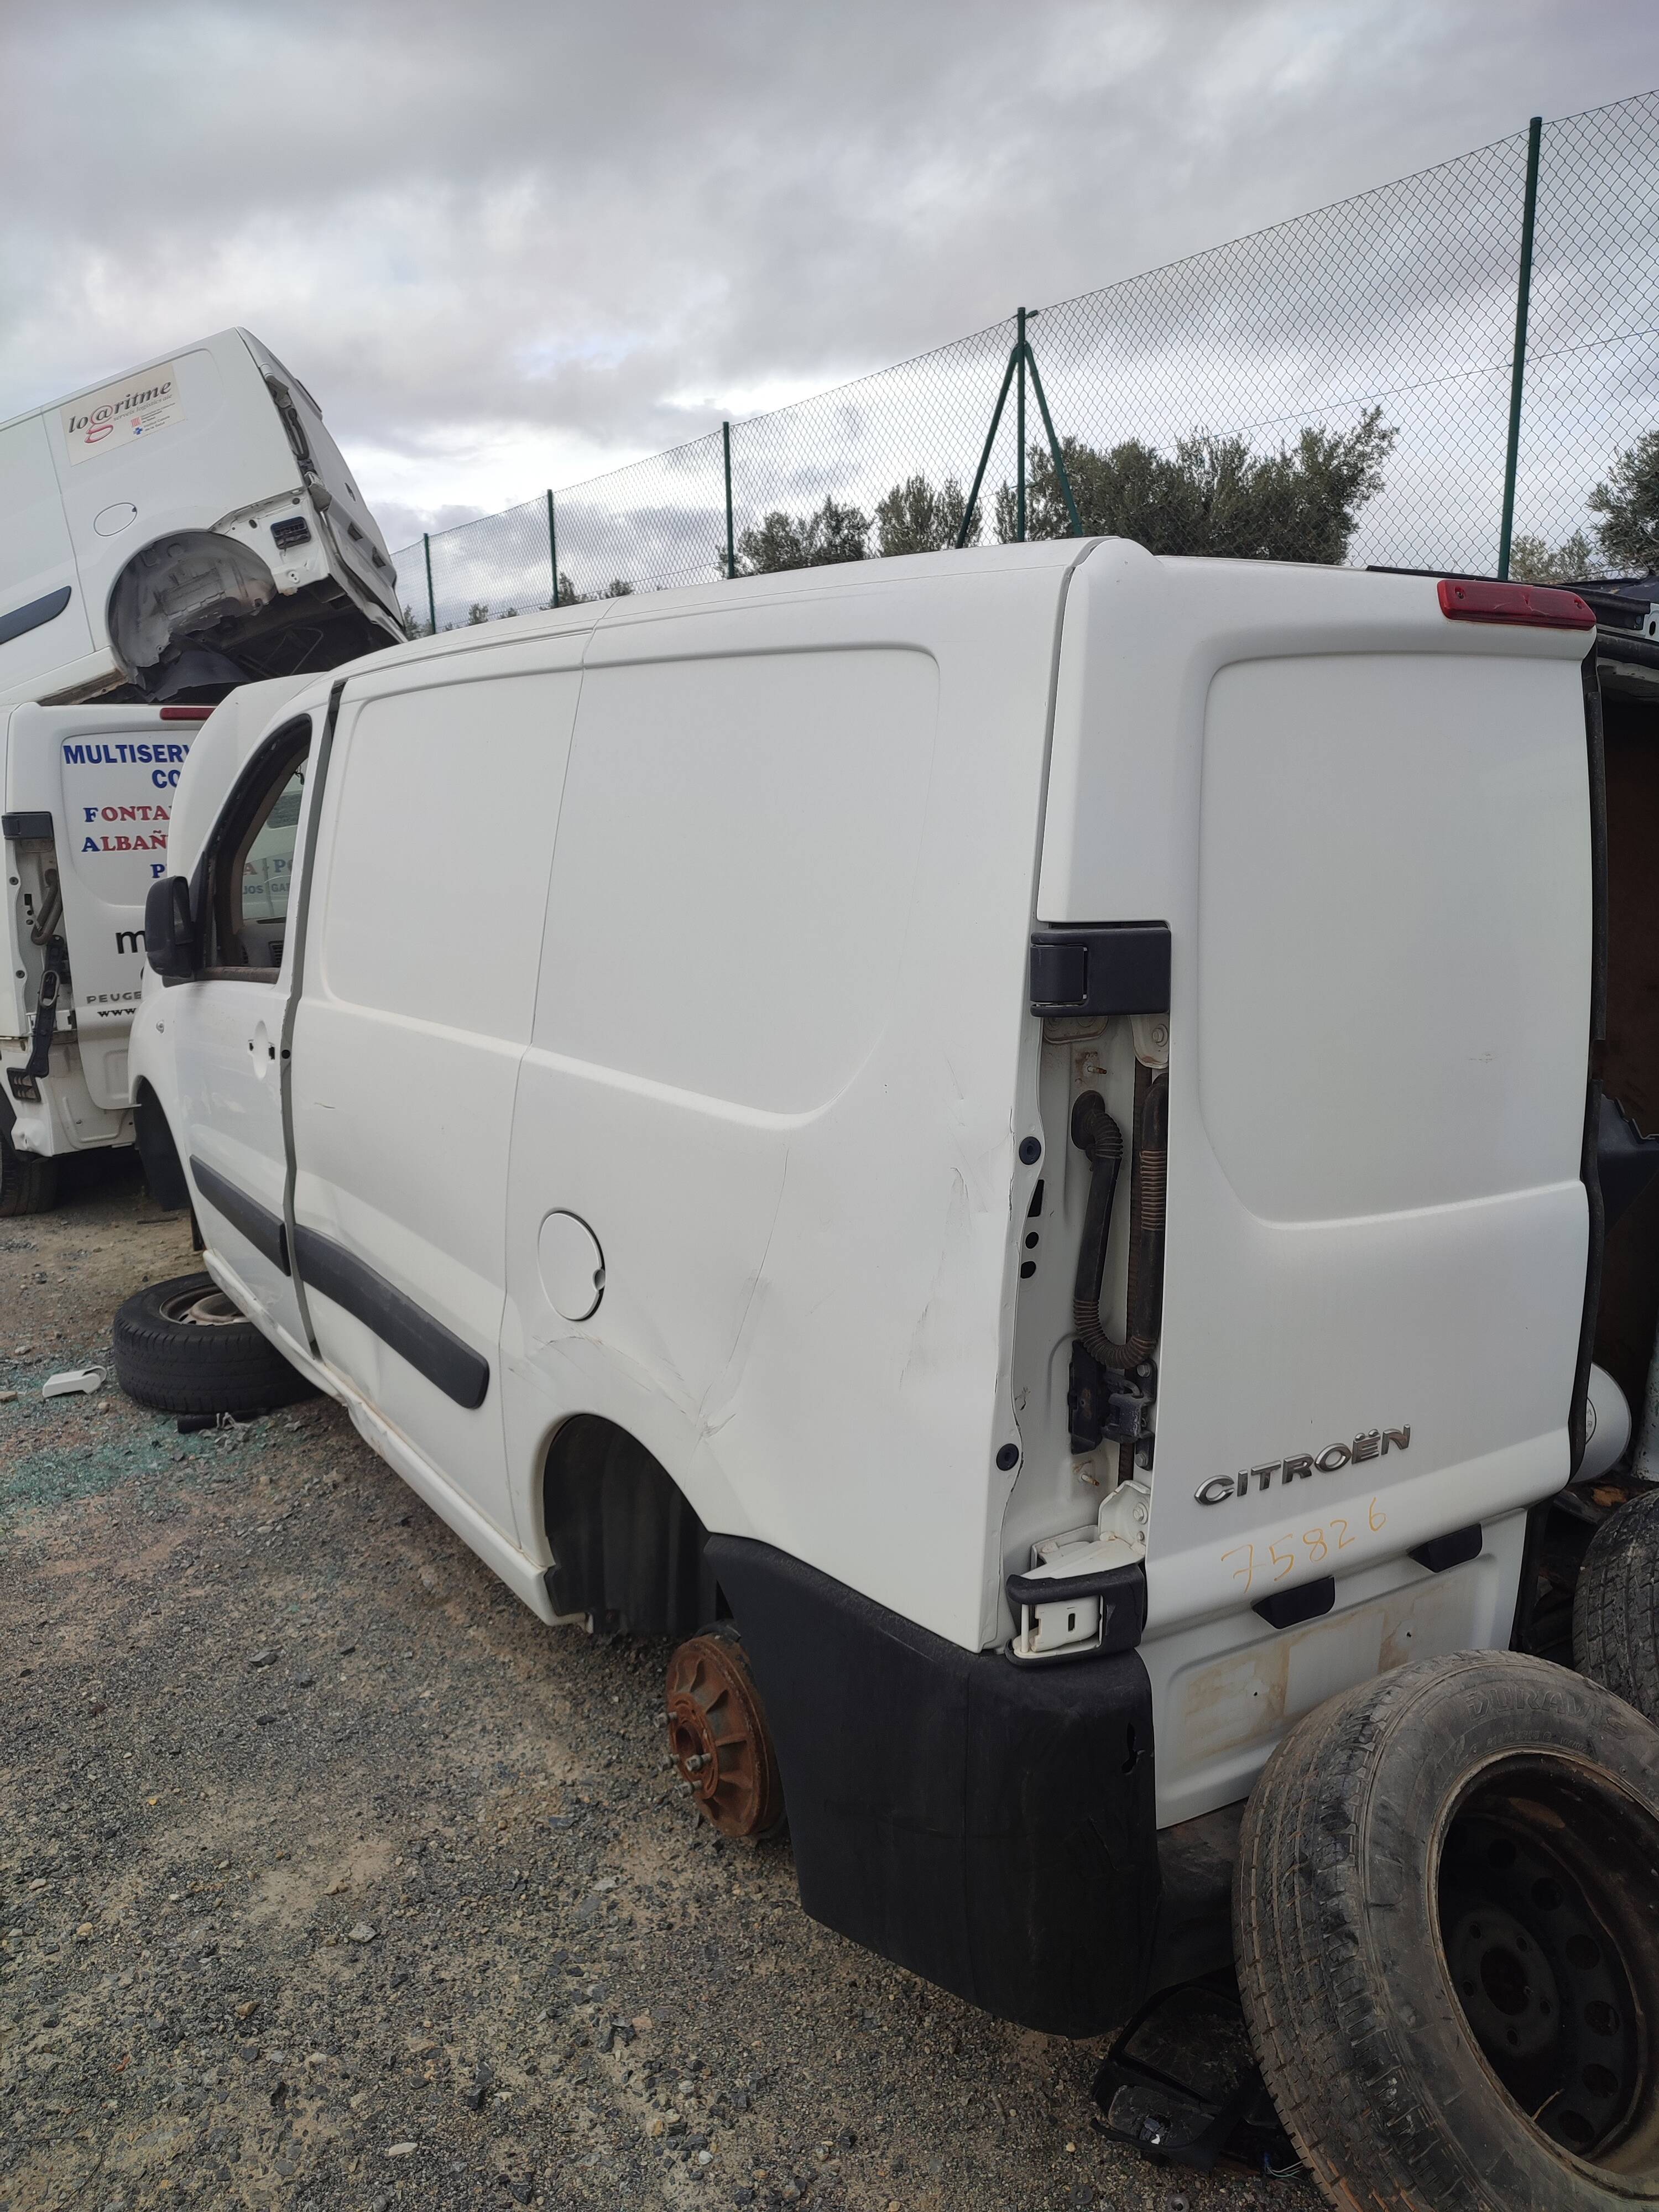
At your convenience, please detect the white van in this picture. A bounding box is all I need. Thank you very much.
[1,330,404,711]
[121,544,1659,2206]
[1,683,322,1210]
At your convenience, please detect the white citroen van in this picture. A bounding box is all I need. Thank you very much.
[121,543,1659,2208]
[1,330,404,710]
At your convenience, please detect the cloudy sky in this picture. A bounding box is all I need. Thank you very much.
[3,1,1654,552]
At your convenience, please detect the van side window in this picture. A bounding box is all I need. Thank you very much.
[200,724,310,978]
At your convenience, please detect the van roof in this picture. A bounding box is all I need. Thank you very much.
[326,534,1100,685]
[0,328,255,438]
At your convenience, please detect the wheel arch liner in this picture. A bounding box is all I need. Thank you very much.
[542,1414,718,1636]
[132,1084,191,1211]
[707,1534,1160,2037]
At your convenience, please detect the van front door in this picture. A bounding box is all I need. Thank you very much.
[167,715,313,1361]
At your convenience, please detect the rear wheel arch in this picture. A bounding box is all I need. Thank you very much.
[539,1413,721,1639]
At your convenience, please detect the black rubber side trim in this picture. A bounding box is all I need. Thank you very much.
[707,1533,1159,2036]
[1410,1523,1483,1574]
[2,811,55,841]
[291,1224,489,1409]
[1253,1577,1335,1630]
[1030,922,1170,1015]
[0,585,72,650]
[189,1155,289,1274]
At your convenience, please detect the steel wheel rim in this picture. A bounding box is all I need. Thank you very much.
[1436,1752,1659,2177]
[159,1286,245,1328]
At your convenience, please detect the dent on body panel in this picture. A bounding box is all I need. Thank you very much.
[900,1168,973,1392]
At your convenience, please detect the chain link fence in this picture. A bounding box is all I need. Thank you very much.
[392,90,1659,633]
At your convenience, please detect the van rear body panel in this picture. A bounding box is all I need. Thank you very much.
[502,552,1084,1651]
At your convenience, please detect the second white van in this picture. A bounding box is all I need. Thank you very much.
[1,330,404,711]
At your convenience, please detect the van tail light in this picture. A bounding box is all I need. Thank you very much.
[1437,577,1595,630]
[159,705,214,720]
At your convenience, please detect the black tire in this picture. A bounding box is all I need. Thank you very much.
[112,1271,316,1415]
[1,1129,58,1217]
[1574,1486,1659,1728]
[1235,1650,1659,2210]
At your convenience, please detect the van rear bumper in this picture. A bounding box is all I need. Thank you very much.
[708,1536,1164,2036]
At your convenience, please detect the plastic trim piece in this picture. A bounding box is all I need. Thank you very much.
[1409,1524,1483,1574]
[291,1224,489,1410]
[188,1156,288,1273]
[0,585,72,650]
[1251,1576,1335,1630]
[1030,923,1171,1015]
[1003,1559,1147,1662]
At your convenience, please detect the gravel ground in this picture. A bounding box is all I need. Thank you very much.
[0,1156,1314,2212]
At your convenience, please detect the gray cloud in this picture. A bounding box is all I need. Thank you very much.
[3,0,1652,538]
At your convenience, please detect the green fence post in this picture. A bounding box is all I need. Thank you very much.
[1498,114,1543,581]
[1016,306,1027,542]
[547,491,559,607]
[422,533,436,635]
[723,421,736,580]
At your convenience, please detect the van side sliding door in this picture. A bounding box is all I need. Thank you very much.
[285,641,584,1546]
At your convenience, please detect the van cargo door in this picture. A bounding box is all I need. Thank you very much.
[1035,550,1596,1819]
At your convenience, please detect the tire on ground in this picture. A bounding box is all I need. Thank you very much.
[1,1130,58,1217]
[1235,1649,1659,2211]
[113,1271,316,1415]
[1574,1484,1659,1727]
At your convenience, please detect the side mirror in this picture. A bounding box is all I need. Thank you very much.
[143,876,197,980]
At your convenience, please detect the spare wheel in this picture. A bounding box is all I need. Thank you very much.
[113,1270,316,1415]
[1235,1650,1659,2209]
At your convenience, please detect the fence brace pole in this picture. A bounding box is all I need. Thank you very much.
[722,421,736,580]
[547,491,559,607]
[1498,114,1543,581]
[1016,306,1027,542]
[955,340,1021,549]
[422,533,436,635]
[1024,342,1083,537]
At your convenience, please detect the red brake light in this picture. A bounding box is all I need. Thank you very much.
[1437,577,1595,630]
[159,705,214,719]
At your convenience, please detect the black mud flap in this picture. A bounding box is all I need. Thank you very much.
[1092,1974,1300,2179]
[708,1534,1159,2036]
